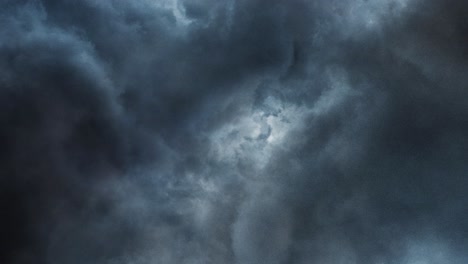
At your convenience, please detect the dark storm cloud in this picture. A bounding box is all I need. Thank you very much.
[0,0,300,263]
[1,0,468,263]
[239,1,468,263]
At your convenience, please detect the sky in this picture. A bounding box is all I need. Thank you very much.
[1,0,468,263]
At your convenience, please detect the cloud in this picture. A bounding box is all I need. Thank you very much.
[1,0,468,263]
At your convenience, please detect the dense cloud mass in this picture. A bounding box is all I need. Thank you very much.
[1,0,468,263]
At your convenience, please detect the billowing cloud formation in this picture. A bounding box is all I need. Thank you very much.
[1,0,468,263]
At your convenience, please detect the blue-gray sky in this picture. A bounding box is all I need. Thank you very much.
[1,0,468,263]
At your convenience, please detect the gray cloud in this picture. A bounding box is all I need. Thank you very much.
[1,0,468,263]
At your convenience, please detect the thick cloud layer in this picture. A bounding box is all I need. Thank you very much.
[1,0,468,263]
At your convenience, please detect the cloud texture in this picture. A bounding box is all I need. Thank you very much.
[1,0,468,263]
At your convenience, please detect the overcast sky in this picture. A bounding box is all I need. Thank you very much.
[1,0,468,263]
